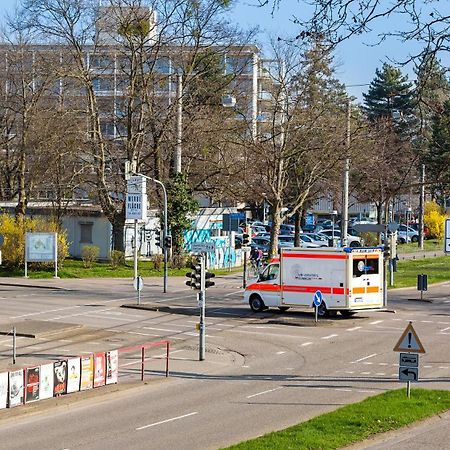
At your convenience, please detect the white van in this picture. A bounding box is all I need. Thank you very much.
[244,247,385,317]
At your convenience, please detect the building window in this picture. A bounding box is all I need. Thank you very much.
[80,222,93,243]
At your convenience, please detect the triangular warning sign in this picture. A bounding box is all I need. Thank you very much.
[394,322,425,353]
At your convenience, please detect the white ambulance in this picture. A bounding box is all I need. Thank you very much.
[244,247,385,317]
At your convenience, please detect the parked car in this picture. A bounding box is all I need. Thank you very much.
[279,224,296,235]
[303,233,329,247]
[318,229,362,247]
[398,224,419,243]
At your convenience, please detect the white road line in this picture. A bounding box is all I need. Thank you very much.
[379,363,388,366]
[424,365,433,368]
[345,371,354,374]
[352,353,377,363]
[363,362,373,365]
[301,342,313,347]
[361,372,371,375]
[441,326,450,332]
[346,326,361,331]
[376,373,386,376]
[439,366,449,369]
[136,412,198,431]
[11,305,80,319]
[127,331,159,336]
[143,326,182,333]
[369,320,383,325]
[420,320,433,323]
[246,386,283,399]
[321,334,338,340]
[358,390,376,393]
[276,351,286,355]
[230,329,305,339]
[224,290,243,297]
[335,388,352,392]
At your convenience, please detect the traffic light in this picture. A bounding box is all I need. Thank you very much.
[205,270,215,289]
[242,228,251,247]
[383,244,391,260]
[164,235,172,249]
[186,257,202,290]
[155,229,162,247]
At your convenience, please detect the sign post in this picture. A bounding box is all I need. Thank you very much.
[445,219,450,253]
[133,275,144,305]
[313,290,323,324]
[394,322,425,398]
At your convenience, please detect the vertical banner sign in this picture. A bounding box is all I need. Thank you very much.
[66,357,81,394]
[9,369,24,407]
[39,363,54,400]
[126,176,148,221]
[93,353,106,388]
[106,350,119,385]
[0,372,8,409]
[80,355,94,391]
[53,360,67,396]
[25,366,40,403]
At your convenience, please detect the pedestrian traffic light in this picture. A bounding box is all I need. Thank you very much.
[204,270,215,289]
[186,257,202,289]
[164,235,172,249]
[242,228,251,246]
[383,244,391,260]
[155,229,162,247]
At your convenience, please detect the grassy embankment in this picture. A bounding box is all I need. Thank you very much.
[224,389,450,450]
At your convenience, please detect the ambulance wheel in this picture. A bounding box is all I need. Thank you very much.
[278,306,290,312]
[317,302,328,317]
[340,310,356,317]
[249,295,265,313]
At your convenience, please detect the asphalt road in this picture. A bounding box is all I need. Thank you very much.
[0,275,448,449]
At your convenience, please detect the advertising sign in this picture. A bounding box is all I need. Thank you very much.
[25,232,57,262]
[80,355,94,391]
[9,369,24,407]
[445,219,450,253]
[106,350,119,385]
[93,353,106,388]
[66,358,81,394]
[25,366,40,403]
[53,360,67,396]
[39,363,54,400]
[125,193,148,221]
[0,372,8,409]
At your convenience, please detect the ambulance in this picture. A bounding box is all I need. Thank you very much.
[244,247,385,317]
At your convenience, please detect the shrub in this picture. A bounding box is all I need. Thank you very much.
[81,245,100,268]
[170,253,187,269]
[109,250,125,269]
[0,214,69,268]
[424,201,447,239]
[152,254,163,271]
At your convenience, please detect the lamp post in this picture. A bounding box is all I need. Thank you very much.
[332,210,338,247]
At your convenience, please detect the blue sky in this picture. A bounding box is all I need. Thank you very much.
[0,0,429,102]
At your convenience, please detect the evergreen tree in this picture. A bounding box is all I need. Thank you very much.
[363,63,415,121]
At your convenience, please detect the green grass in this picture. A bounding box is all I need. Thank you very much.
[224,389,450,450]
[398,239,444,253]
[0,259,244,279]
[392,256,450,288]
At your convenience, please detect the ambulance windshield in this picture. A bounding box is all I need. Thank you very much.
[353,257,379,277]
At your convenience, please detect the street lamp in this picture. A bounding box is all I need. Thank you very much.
[331,210,338,246]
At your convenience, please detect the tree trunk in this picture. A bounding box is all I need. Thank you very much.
[269,200,282,259]
[111,211,125,252]
[294,211,301,247]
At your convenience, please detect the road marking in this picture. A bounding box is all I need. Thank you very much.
[301,342,313,347]
[143,326,182,333]
[224,290,243,297]
[276,351,286,355]
[441,326,450,332]
[420,320,433,323]
[361,372,371,375]
[11,305,80,319]
[230,329,305,339]
[246,386,283,399]
[369,320,383,325]
[358,389,376,393]
[378,363,388,366]
[321,334,338,340]
[345,371,354,374]
[376,373,386,376]
[346,326,361,331]
[335,388,352,392]
[136,412,198,430]
[352,353,377,363]
[363,362,373,365]
[424,365,433,368]
[439,366,449,369]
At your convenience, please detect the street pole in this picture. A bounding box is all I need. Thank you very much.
[133,219,138,281]
[418,164,425,250]
[12,326,16,364]
[243,250,248,288]
[342,98,351,247]
[175,73,183,174]
[199,254,206,361]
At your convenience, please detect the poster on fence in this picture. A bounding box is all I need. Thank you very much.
[93,353,106,388]
[80,355,94,391]
[9,369,24,407]
[106,350,119,385]
[67,357,81,394]
[39,363,54,400]
[0,372,8,409]
[25,366,40,403]
[53,360,67,396]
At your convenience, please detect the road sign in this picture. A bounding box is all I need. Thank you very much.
[192,242,216,253]
[353,223,385,233]
[445,219,450,253]
[133,276,144,292]
[399,367,418,382]
[394,322,425,353]
[399,352,419,368]
[313,290,323,307]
